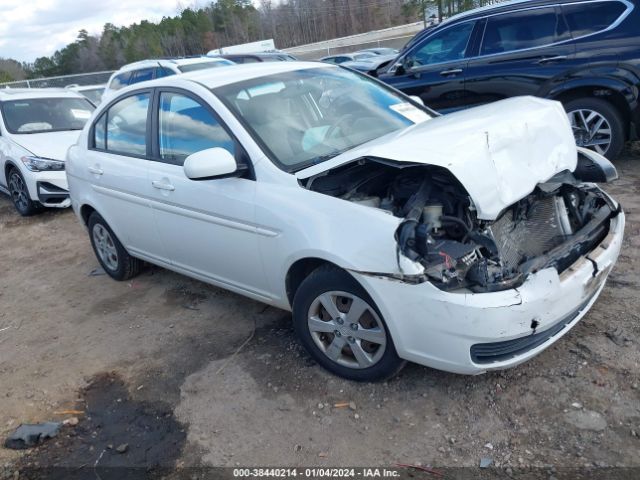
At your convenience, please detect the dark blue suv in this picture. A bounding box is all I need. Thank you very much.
[379,0,640,160]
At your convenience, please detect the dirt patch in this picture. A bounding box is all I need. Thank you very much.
[14,372,186,480]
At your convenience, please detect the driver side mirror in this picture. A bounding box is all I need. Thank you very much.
[183,148,238,180]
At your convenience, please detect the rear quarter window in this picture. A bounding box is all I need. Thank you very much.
[562,1,628,38]
[110,72,132,91]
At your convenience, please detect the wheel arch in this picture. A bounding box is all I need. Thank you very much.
[80,203,97,226]
[285,257,346,309]
[549,83,632,139]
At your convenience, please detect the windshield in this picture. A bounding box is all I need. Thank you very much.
[1,97,95,134]
[178,60,234,73]
[214,67,432,172]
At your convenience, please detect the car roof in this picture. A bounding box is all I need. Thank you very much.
[440,0,607,25]
[68,84,106,91]
[120,62,332,92]
[0,88,86,101]
[116,57,229,73]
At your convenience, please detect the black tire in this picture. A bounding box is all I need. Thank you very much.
[563,97,625,161]
[292,265,405,381]
[88,212,141,281]
[7,167,40,216]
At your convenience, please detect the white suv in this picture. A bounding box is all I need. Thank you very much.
[67,63,623,381]
[102,57,234,100]
[0,88,95,215]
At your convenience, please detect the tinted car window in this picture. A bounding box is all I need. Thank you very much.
[482,8,568,55]
[409,21,474,66]
[562,2,627,38]
[131,68,154,84]
[110,71,132,91]
[104,93,150,156]
[158,92,235,165]
[155,67,176,78]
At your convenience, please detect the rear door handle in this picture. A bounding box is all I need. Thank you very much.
[537,55,568,64]
[152,180,175,191]
[88,166,103,175]
[440,68,463,76]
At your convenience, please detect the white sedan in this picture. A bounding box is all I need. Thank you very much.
[66,62,624,381]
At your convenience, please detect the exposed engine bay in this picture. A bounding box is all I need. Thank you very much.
[304,157,620,292]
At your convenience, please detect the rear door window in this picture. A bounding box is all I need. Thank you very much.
[562,1,627,38]
[481,7,569,55]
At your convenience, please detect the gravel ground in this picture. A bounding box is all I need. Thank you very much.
[0,145,638,477]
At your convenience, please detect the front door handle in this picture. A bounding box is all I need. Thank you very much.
[440,68,463,76]
[88,166,103,175]
[152,180,175,191]
[537,55,568,64]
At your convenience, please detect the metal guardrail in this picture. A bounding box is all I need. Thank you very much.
[284,22,425,60]
[0,71,114,89]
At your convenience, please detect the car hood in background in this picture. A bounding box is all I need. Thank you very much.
[342,54,397,72]
[11,130,82,162]
[297,96,577,220]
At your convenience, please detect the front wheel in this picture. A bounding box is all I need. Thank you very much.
[8,168,39,216]
[292,266,405,381]
[564,97,625,160]
[88,212,141,281]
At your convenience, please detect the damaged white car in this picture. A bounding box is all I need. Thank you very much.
[67,63,624,381]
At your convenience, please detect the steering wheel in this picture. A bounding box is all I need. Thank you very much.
[325,113,354,142]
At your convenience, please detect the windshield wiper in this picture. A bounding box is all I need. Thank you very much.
[310,147,353,165]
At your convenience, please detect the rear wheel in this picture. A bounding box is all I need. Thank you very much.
[564,97,625,160]
[293,266,405,381]
[7,168,39,216]
[88,212,141,281]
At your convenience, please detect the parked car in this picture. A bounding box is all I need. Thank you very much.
[208,52,298,63]
[379,0,640,160]
[358,47,399,56]
[0,88,95,215]
[67,63,623,381]
[319,52,377,64]
[342,53,398,77]
[66,84,106,105]
[103,57,235,100]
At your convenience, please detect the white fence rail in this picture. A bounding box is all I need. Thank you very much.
[283,22,425,60]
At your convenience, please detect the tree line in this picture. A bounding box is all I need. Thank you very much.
[0,0,498,82]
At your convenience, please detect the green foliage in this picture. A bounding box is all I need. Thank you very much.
[11,0,487,79]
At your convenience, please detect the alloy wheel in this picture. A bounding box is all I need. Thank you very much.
[307,291,387,369]
[8,172,29,212]
[568,108,612,156]
[92,224,119,271]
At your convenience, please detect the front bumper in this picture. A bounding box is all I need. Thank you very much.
[352,210,625,375]
[23,170,70,208]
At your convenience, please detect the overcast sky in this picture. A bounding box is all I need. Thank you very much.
[0,0,188,63]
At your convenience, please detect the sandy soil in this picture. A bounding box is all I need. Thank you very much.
[0,145,638,476]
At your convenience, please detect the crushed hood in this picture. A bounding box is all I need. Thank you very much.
[10,130,82,162]
[297,96,577,220]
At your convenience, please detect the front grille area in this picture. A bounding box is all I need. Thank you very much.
[489,195,569,271]
[470,293,596,364]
